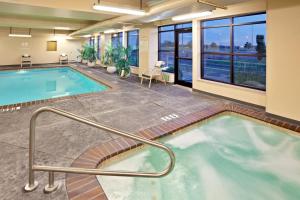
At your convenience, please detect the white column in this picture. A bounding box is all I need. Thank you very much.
[192,19,201,87]
[139,25,158,76]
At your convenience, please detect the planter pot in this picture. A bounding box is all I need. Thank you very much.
[87,61,96,67]
[82,59,88,64]
[100,64,107,68]
[107,66,117,74]
[120,70,130,78]
[161,72,174,83]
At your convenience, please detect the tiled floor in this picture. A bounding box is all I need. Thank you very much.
[0,64,227,200]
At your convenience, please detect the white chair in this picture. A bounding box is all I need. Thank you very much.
[59,53,69,64]
[21,54,32,68]
[141,61,167,88]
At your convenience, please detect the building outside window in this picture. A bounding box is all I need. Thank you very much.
[127,30,139,67]
[112,32,123,48]
[201,13,266,90]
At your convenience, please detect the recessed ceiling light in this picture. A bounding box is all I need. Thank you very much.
[104,29,119,34]
[54,27,71,30]
[80,34,92,38]
[9,27,32,38]
[93,0,146,16]
[172,11,212,21]
[9,34,32,38]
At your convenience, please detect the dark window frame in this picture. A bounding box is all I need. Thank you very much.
[158,22,192,73]
[201,12,266,91]
[97,35,101,60]
[127,30,139,67]
[111,32,123,48]
[89,37,95,48]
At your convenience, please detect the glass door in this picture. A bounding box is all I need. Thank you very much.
[175,30,193,87]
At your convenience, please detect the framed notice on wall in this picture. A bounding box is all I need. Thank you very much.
[47,41,57,51]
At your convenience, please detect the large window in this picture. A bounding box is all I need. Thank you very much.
[89,37,95,48]
[127,30,139,67]
[112,32,123,48]
[158,23,192,73]
[201,13,266,90]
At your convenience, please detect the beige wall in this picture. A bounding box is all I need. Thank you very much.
[266,0,300,121]
[139,25,158,76]
[192,0,267,107]
[0,28,83,66]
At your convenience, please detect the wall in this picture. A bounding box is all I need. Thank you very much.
[139,25,158,76]
[192,0,267,107]
[266,0,300,121]
[0,28,83,66]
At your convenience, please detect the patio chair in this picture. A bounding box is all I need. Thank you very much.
[21,54,32,68]
[59,53,69,64]
[140,61,167,88]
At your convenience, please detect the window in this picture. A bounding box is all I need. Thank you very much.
[158,22,192,73]
[201,13,266,90]
[127,30,139,67]
[47,41,57,51]
[112,32,123,48]
[89,37,95,48]
[158,30,175,72]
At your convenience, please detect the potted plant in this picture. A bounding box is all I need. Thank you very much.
[115,46,132,78]
[85,45,97,67]
[102,44,117,73]
[78,45,89,64]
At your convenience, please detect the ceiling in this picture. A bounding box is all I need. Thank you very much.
[0,0,250,33]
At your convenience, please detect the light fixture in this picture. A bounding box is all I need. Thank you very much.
[172,11,212,21]
[104,29,120,34]
[9,27,32,38]
[54,27,71,30]
[93,0,146,16]
[80,34,92,38]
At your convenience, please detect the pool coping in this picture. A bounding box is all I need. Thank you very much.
[65,103,300,200]
[0,65,118,111]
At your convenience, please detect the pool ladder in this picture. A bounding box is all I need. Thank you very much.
[24,107,176,193]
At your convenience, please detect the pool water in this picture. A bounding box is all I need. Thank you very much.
[0,67,107,106]
[98,114,300,200]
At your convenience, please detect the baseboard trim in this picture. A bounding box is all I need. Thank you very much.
[266,112,300,126]
[192,88,265,110]
[193,88,300,125]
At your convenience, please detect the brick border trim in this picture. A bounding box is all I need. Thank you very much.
[0,65,118,111]
[66,103,300,200]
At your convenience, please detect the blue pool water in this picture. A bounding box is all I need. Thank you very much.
[0,67,108,106]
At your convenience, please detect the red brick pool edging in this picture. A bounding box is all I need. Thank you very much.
[65,103,300,200]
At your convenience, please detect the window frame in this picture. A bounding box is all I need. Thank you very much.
[158,22,192,73]
[126,30,139,67]
[111,32,123,48]
[97,35,101,60]
[201,12,266,91]
[89,37,95,48]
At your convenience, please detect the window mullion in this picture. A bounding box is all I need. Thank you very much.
[231,17,234,85]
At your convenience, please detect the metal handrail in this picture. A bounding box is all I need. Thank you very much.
[24,107,176,193]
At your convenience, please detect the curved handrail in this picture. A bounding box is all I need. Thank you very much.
[24,107,176,193]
